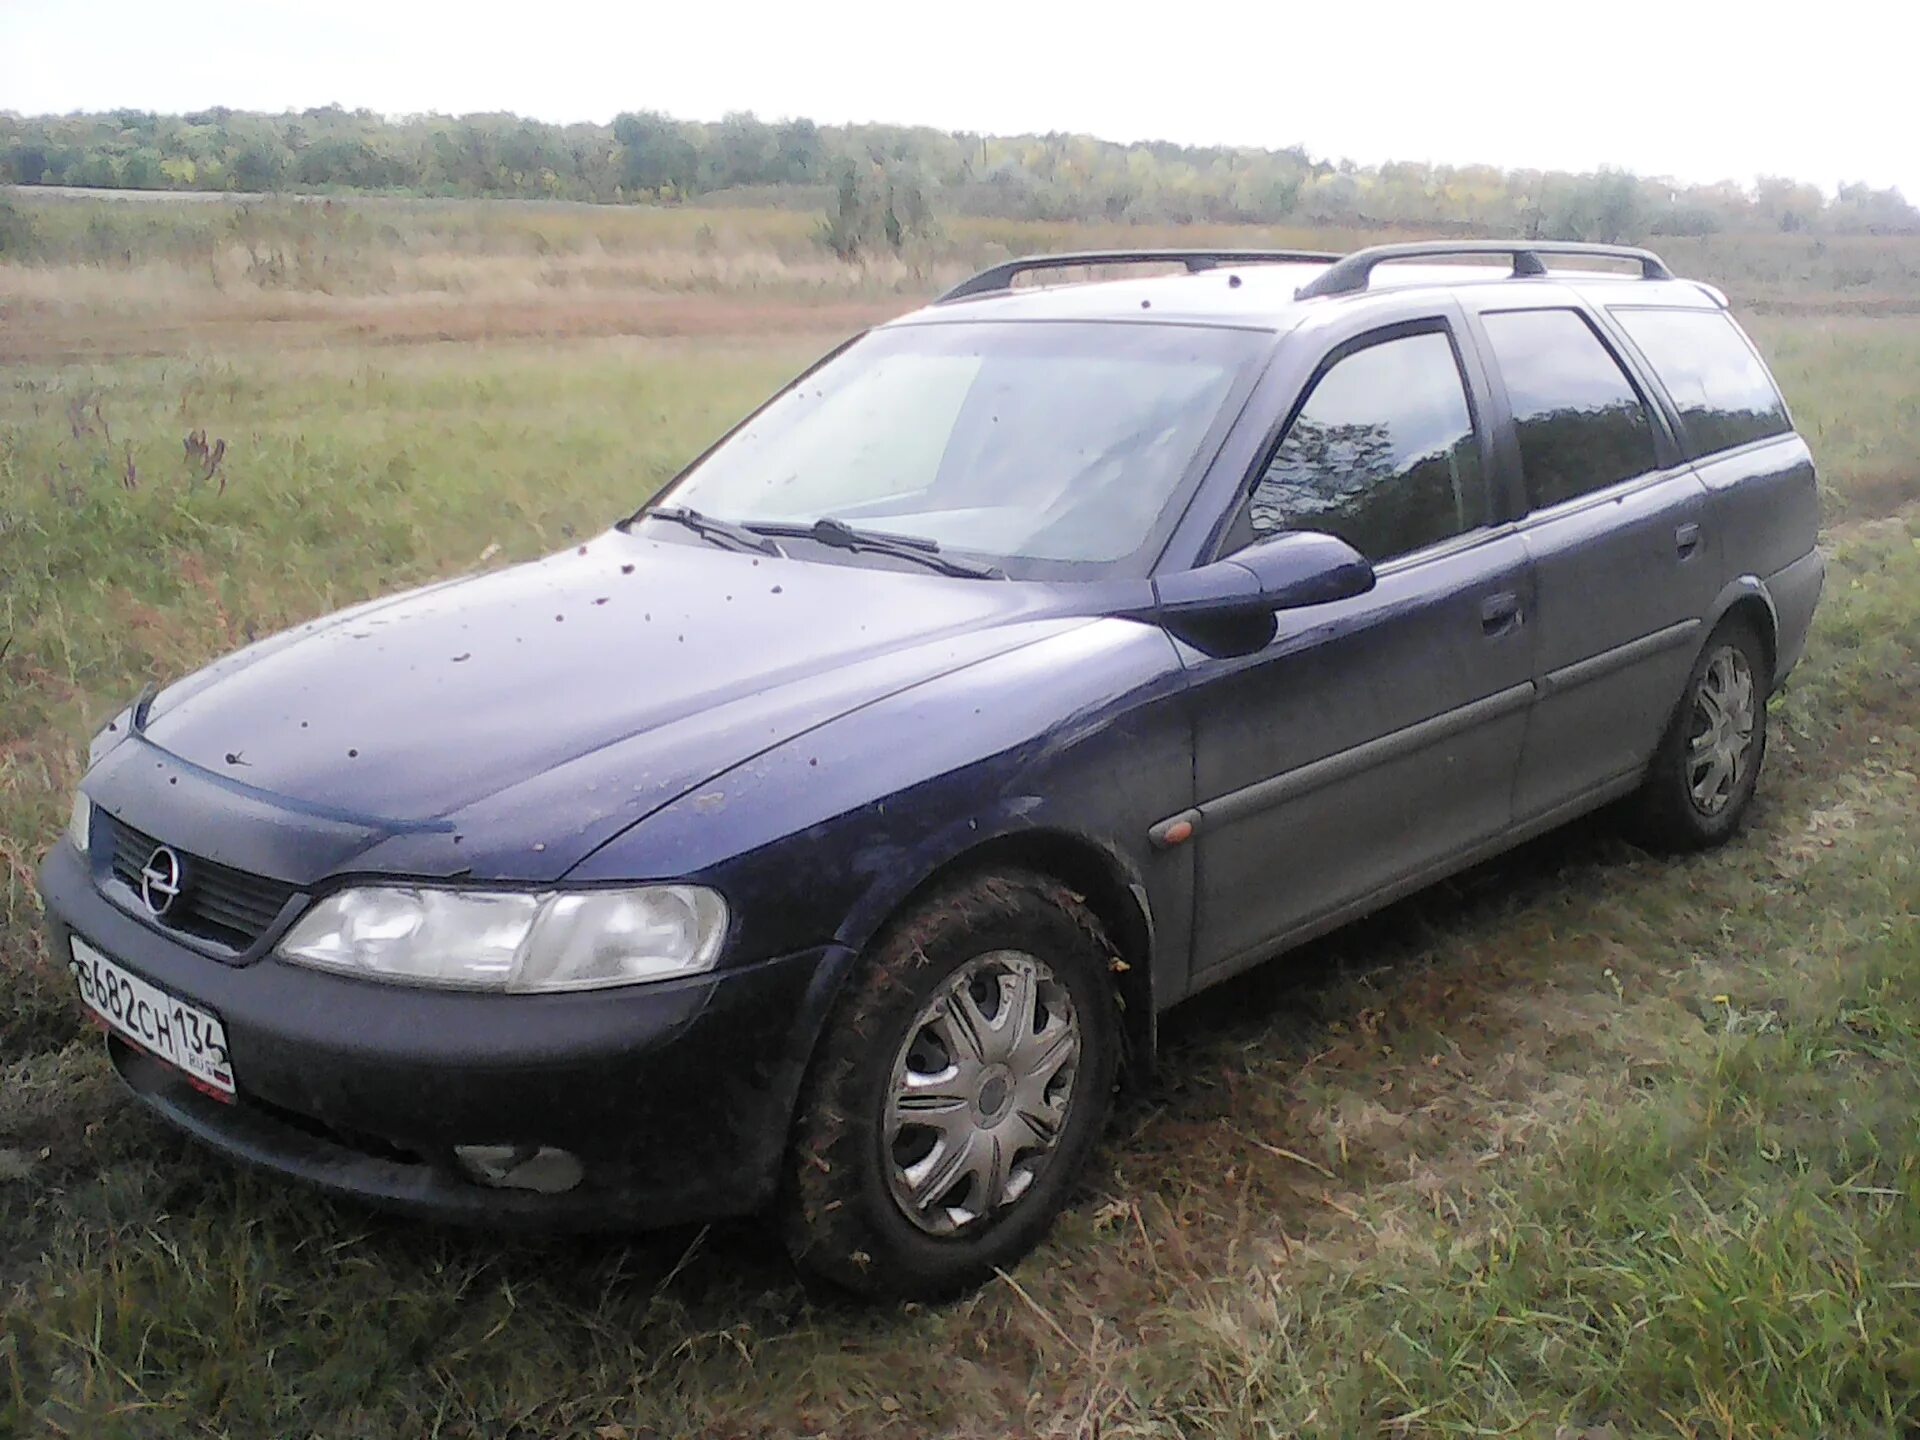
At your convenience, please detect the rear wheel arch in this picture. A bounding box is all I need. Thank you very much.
[1630,609,1770,850]
[1706,579,1779,690]
[1646,597,1775,784]
[1721,595,1777,689]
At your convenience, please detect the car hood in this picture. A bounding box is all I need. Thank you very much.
[126,529,1096,883]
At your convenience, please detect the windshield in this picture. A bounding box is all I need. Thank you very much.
[649,321,1265,579]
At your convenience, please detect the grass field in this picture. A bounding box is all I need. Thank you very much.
[3,194,1920,1438]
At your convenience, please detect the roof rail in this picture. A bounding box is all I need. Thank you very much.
[938,249,1341,304]
[1293,240,1675,300]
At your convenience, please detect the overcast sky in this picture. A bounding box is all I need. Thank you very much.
[3,0,1913,198]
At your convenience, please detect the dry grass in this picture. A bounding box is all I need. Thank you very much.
[8,190,1920,363]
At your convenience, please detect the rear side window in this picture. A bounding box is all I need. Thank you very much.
[1610,307,1791,456]
[1243,330,1487,563]
[1482,308,1658,509]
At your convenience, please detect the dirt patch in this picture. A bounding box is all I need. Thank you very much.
[1825,467,1920,524]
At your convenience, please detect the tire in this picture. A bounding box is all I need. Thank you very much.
[1628,617,1771,851]
[781,868,1122,1300]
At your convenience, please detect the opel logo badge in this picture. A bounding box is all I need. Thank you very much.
[139,845,184,918]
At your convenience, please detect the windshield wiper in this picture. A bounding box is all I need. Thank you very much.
[745,517,1006,579]
[641,505,785,558]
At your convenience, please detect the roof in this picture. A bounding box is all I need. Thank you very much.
[891,243,1726,333]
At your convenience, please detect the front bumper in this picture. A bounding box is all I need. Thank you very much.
[40,841,850,1229]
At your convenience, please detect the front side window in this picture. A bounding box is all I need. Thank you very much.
[1240,329,1487,563]
[1481,308,1658,509]
[653,321,1263,578]
[1610,307,1791,457]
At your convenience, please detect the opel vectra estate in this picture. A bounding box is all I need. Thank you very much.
[43,241,1824,1297]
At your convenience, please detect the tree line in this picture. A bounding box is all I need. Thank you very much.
[3,106,1916,243]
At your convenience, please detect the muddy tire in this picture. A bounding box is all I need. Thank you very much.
[1629,617,1771,851]
[781,868,1121,1300]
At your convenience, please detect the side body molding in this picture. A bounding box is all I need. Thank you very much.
[1152,681,1534,846]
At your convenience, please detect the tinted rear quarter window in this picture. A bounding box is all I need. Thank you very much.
[1482,308,1658,509]
[1610,307,1791,457]
[1241,329,1487,563]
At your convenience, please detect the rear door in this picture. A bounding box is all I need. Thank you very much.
[1606,304,1819,585]
[1180,312,1535,977]
[1467,302,1717,819]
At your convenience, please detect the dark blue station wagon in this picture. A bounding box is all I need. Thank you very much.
[41,241,1824,1297]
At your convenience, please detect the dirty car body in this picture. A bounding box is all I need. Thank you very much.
[41,242,1823,1287]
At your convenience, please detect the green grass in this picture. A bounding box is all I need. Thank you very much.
[4,207,1920,1437]
[1750,314,1920,519]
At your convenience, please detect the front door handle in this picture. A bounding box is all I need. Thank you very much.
[1675,521,1703,559]
[1480,591,1522,637]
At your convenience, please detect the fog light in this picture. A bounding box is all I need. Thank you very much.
[454,1143,583,1194]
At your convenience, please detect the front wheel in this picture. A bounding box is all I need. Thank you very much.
[1629,618,1770,850]
[781,869,1121,1300]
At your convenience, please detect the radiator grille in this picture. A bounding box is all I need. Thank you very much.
[101,813,298,950]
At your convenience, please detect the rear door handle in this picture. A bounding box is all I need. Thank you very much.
[1675,522,1702,559]
[1480,591,1522,637]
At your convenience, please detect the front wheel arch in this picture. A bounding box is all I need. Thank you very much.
[762,827,1159,1231]
[782,865,1126,1297]
[838,828,1157,1084]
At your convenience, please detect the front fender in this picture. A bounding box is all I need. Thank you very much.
[568,617,1196,998]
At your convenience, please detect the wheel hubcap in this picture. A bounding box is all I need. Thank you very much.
[1687,644,1757,816]
[883,950,1081,1236]
[975,1067,1012,1122]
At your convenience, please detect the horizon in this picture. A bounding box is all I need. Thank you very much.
[2,0,1913,202]
[0,100,1898,206]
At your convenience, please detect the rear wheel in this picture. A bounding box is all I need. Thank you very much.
[1629,617,1770,850]
[781,869,1120,1299]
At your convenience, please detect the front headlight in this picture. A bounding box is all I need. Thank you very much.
[275,885,728,992]
[68,792,92,855]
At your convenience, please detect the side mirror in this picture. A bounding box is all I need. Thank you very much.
[1129,532,1374,656]
[1153,531,1376,620]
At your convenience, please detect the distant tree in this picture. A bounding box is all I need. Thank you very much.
[774,117,824,183]
[230,138,289,191]
[1299,172,1360,226]
[1827,182,1920,234]
[499,121,566,192]
[1253,174,1301,219]
[66,151,118,189]
[612,111,698,197]
[1536,169,1644,243]
[294,135,413,190]
[7,144,49,185]
[1753,175,1825,233]
[818,156,938,258]
[1645,197,1724,237]
[819,162,873,259]
[0,102,1886,239]
[705,112,778,188]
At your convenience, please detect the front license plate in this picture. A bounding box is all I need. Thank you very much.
[70,936,236,1099]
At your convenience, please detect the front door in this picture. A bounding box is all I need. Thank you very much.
[1180,321,1536,976]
